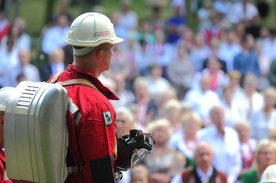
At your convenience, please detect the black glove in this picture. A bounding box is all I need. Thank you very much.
[115,129,155,171]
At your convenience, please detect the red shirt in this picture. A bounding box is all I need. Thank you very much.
[50,65,118,182]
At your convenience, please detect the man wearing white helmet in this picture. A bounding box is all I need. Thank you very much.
[260,164,276,183]
[0,87,15,183]
[48,12,123,183]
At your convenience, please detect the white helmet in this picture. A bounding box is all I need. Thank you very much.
[260,164,276,183]
[0,87,15,112]
[65,12,123,56]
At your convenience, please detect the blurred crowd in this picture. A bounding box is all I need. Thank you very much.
[0,0,276,182]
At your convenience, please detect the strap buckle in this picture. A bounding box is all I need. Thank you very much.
[68,162,84,174]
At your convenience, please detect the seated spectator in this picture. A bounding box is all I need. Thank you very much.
[189,32,212,72]
[220,86,247,128]
[159,99,182,133]
[130,164,149,183]
[41,13,70,55]
[217,29,241,72]
[132,76,158,126]
[39,48,66,82]
[234,120,257,180]
[143,119,185,183]
[145,64,172,99]
[171,142,227,183]
[167,43,195,99]
[226,0,259,26]
[15,73,27,85]
[268,127,276,142]
[250,87,276,142]
[241,73,264,121]
[197,105,242,183]
[202,38,227,73]
[0,36,18,88]
[165,2,185,44]
[149,29,174,76]
[192,56,229,94]
[112,73,135,107]
[1,17,31,52]
[268,58,276,88]
[3,49,40,87]
[134,39,154,76]
[241,139,276,183]
[169,111,202,167]
[226,70,245,102]
[0,9,9,43]
[233,34,260,80]
[262,28,276,62]
[184,76,221,126]
[255,39,271,91]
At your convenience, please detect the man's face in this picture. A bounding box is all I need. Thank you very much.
[211,107,225,129]
[195,144,213,171]
[116,113,133,136]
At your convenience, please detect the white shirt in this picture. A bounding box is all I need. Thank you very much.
[217,42,241,72]
[250,109,276,142]
[168,130,196,159]
[221,100,247,128]
[4,63,41,87]
[42,26,69,55]
[226,2,258,24]
[198,125,242,183]
[262,37,276,61]
[184,88,221,124]
[145,75,172,97]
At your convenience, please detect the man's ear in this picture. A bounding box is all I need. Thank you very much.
[95,49,104,61]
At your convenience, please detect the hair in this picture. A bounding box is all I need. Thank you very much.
[161,99,181,113]
[243,73,257,86]
[262,87,276,101]
[130,164,149,183]
[147,118,172,135]
[229,70,241,80]
[115,106,135,123]
[133,76,148,90]
[180,111,202,129]
[234,120,250,132]
[254,139,276,168]
[269,127,276,140]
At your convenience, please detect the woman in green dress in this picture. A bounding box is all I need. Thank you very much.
[242,139,276,183]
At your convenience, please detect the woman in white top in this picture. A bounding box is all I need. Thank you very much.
[250,87,276,142]
[169,111,202,167]
[234,120,257,180]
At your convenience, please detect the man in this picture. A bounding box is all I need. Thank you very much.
[184,76,221,126]
[48,12,124,182]
[0,87,15,183]
[171,142,227,183]
[197,105,242,183]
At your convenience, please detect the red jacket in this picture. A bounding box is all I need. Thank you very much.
[0,148,12,183]
[49,65,118,183]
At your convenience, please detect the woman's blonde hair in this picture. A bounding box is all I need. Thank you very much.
[147,118,172,136]
[254,139,276,168]
[180,111,202,129]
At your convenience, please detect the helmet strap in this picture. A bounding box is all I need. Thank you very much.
[73,47,94,56]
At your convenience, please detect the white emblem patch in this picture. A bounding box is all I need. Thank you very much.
[103,111,112,125]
